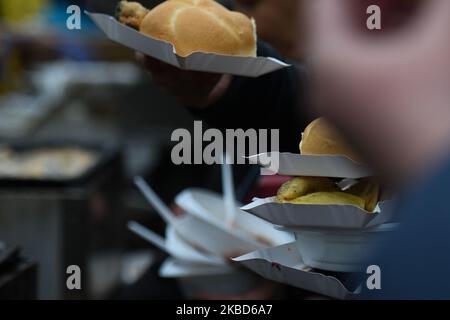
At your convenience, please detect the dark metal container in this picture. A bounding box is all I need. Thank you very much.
[0,141,125,299]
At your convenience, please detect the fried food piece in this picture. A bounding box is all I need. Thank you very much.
[347,178,380,212]
[289,192,366,210]
[116,0,149,29]
[276,177,337,203]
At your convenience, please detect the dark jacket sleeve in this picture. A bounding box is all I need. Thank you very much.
[188,41,311,153]
[360,155,450,299]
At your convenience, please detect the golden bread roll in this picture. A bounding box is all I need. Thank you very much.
[289,191,366,210]
[300,118,363,163]
[276,176,337,203]
[119,0,257,57]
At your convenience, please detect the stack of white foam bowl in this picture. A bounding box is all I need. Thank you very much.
[130,177,294,299]
[276,222,398,273]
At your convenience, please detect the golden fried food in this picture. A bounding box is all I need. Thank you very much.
[289,192,366,210]
[116,1,150,29]
[347,179,380,212]
[276,176,337,203]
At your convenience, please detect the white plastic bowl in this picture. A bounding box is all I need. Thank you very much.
[279,223,398,272]
[165,226,226,266]
[175,188,294,257]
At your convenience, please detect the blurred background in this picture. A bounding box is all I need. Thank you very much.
[0,0,308,300]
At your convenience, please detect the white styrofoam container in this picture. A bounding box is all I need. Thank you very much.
[159,257,234,278]
[128,221,226,266]
[86,12,290,77]
[278,223,399,272]
[165,225,226,266]
[247,152,372,178]
[233,242,360,299]
[241,196,394,229]
[170,212,260,258]
[175,188,294,257]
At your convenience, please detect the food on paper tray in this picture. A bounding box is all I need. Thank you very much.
[0,147,98,179]
[116,0,257,57]
[300,117,363,163]
[270,117,380,211]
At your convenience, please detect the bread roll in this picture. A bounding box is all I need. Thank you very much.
[138,0,257,57]
[300,118,363,163]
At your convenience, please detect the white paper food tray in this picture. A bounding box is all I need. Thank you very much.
[233,242,361,299]
[248,152,373,178]
[86,12,289,77]
[241,197,395,229]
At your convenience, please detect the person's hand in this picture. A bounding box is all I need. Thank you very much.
[307,0,450,184]
[136,53,232,108]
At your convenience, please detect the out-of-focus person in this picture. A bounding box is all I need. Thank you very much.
[308,0,450,298]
